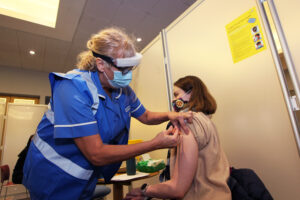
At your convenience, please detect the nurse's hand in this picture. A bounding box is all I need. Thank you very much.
[152,126,181,149]
[168,111,193,134]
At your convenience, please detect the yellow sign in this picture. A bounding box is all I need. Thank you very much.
[226,7,266,63]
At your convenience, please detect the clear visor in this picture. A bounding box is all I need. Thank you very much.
[114,53,142,68]
[92,51,142,74]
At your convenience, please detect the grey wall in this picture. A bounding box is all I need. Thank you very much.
[0,66,50,104]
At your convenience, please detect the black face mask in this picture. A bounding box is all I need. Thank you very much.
[172,98,188,112]
[172,89,192,112]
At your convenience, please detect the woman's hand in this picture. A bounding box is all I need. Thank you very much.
[151,126,181,149]
[168,111,193,134]
[124,188,144,200]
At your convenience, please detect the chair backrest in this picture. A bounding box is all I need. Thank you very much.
[0,165,10,183]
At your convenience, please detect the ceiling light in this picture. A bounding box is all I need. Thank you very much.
[29,50,35,55]
[137,38,142,42]
[0,0,60,28]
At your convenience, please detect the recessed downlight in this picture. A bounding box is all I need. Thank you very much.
[137,38,142,42]
[29,50,35,55]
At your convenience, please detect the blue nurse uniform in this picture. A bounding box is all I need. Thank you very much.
[23,69,146,200]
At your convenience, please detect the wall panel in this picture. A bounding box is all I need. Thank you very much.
[165,0,300,199]
[1,104,47,179]
[130,36,169,160]
[273,0,300,79]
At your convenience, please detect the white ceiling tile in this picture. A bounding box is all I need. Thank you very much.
[122,0,160,13]
[43,38,71,72]
[75,13,110,42]
[182,0,197,7]
[82,13,111,30]
[111,2,147,31]
[150,0,186,18]
[0,27,21,67]
[17,32,46,71]
[84,0,122,21]
[135,14,167,39]
[0,0,195,73]
[64,44,84,71]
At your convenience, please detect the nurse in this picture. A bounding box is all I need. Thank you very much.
[23,27,192,200]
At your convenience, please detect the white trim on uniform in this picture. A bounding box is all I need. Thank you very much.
[54,121,97,128]
[115,88,122,99]
[45,109,54,124]
[33,133,93,180]
[98,94,106,99]
[131,104,142,113]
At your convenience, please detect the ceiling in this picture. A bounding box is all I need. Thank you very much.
[0,0,196,73]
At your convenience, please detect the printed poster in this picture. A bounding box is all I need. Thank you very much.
[226,7,266,63]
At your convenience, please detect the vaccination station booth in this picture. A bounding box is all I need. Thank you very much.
[0,0,300,199]
[129,0,300,200]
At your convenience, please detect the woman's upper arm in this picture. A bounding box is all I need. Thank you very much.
[171,129,198,198]
[136,110,149,124]
[74,134,104,165]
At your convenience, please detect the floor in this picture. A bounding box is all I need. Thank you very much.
[0,184,29,200]
[0,195,29,200]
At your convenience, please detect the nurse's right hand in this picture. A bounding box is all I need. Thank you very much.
[152,126,181,149]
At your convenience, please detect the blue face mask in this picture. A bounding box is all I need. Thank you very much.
[105,70,132,88]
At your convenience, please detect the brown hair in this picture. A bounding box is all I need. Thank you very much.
[76,27,136,71]
[174,75,217,114]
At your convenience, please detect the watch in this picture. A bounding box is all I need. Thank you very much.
[140,183,152,200]
[140,183,148,195]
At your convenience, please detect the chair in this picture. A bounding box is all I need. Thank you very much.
[92,185,111,200]
[0,164,29,200]
[228,167,273,200]
[0,165,15,199]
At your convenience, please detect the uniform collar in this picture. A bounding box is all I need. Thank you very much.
[91,71,122,100]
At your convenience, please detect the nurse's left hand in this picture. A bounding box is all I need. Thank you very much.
[168,111,193,134]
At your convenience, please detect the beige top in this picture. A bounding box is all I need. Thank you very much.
[170,112,231,200]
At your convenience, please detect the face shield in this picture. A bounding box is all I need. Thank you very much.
[92,51,142,75]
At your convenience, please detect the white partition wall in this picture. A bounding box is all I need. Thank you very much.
[0,102,5,146]
[130,36,169,160]
[1,103,47,179]
[163,0,300,199]
[274,0,300,79]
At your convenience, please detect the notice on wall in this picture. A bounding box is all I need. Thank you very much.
[226,7,266,63]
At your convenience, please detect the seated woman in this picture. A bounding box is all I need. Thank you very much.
[125,75,231,200]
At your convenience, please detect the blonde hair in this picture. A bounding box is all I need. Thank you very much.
[76,27,136,71]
